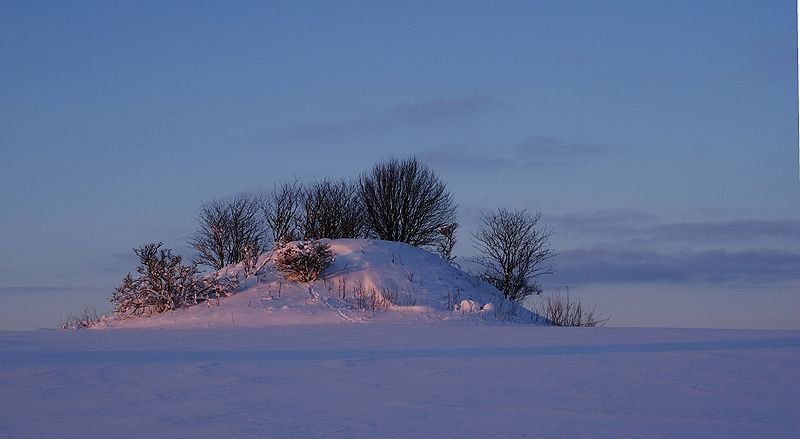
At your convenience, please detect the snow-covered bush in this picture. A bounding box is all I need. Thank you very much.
[111,242,234,317]
[458,299,479,313]
[273,240,334,283]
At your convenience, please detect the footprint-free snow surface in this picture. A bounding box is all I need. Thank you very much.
[1,325,798,438]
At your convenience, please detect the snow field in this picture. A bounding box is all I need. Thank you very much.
[1,325,798,439]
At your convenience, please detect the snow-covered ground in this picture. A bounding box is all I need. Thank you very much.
[3,240,797,437]
[1,325,798,438]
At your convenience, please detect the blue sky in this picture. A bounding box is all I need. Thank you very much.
[1,0,798,329]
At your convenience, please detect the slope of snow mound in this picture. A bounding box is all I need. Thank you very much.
[103,239,541,329]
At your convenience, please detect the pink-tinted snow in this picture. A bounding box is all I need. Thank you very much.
[1,325,798,438]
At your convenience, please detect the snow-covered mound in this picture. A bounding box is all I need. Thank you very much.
[103,239,541,329]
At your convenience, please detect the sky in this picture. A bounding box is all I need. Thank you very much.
[1,0,798,329]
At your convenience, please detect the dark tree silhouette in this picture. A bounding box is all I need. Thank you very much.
[190,193,265,270]
[359,157,457,247]
[263,180,304,246]
[302,178,366,240]
[472,208,555,302]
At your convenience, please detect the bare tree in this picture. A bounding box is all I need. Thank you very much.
[302,178,366,240]
[190,199,227,270]
[263,180,304,246]
[472,208,555,302]
[359,157,457,247]
[190,193,266,270]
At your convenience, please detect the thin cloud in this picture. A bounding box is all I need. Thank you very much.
[548,209,660,233]
[286,94,496,140]
[551,248,800,286]
[541,211,800,286]
[0,286,103,295]
[514,135,619,161]
[420,135,623,171]
[392,95,496,123]
[418,148,512,172]
[650,219,800,244]
[549,211,800,247]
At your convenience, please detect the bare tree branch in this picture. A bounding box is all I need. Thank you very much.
[302,178,367,240]
[263,180,304,246]
[472,208,556,302]
[359,157,457,248]
[190,193,266,270]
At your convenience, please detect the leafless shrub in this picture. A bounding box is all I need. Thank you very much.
[359,157,457,248]
[380,286,417,306]
[61,304,100,329]
[111,242,234,317]
[241,242,262,277]
[302,178,367,240]
[473,208,556,302]
[273,240,334,283]
[435,222,458,264]
[534,291,607,327]
[351,283,391,311]
[191,193,266,270]
[263,180,304,246]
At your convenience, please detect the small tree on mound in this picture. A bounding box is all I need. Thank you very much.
[191,193,266,270]
[473,208,555,302]
[359,157,457,248]
[111,242,234,317]
[302,178,366,240]
[273,240,334,283]
[263,179,304,246]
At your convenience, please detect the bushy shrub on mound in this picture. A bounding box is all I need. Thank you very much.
[274,240,334,283]
[111,242,235,317]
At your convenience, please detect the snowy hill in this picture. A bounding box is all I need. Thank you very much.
[102,239,540,329]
